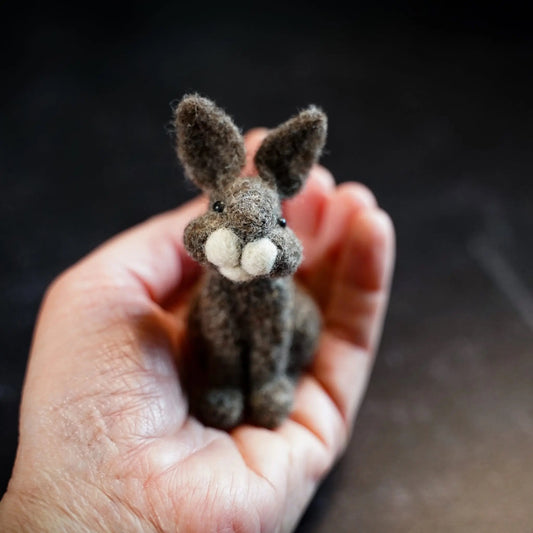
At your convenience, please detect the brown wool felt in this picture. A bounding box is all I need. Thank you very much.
[175,94,246,192]
[175,94,326,430]
[255,106,327,198]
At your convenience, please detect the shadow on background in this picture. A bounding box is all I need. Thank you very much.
[1,3,532,531]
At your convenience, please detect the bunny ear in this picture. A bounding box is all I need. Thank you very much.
[174,94,245,192]
[254,106,327,198]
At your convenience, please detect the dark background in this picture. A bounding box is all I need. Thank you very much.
[2,3,532,531]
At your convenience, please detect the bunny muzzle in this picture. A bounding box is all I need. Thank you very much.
[205,227,278,282]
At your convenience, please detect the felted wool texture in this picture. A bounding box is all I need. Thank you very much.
[175,94,326,430]
[175,94,246,192]
[205,228,241,268]
[184,178,303,278]
[255,106,327,199]
[240,238,277,276]
[224,178,280,239]
[190,273,318,429]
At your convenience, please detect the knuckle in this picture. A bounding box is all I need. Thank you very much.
[337,182,378,208]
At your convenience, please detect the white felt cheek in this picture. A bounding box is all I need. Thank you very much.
[241,238,278,276]
[205,228,241,268]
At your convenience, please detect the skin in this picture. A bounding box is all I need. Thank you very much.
[0,129,395,532]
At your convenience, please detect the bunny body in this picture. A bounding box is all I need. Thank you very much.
[175,95,326,429]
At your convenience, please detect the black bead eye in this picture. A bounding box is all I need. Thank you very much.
[277,217,287,228]
[212,201,225,213]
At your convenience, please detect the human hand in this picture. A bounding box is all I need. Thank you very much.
[0,129,395,532]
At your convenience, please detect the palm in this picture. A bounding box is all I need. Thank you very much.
[4,133,394,532]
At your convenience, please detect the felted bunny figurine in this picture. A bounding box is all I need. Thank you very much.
[175,94,326,430]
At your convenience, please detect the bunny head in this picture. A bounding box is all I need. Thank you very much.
[175,95,327,283]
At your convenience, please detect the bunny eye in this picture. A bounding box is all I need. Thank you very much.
[277,217,287,228]
[212,201,225,213]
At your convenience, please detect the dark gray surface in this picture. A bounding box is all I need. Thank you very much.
[2,4,532,531]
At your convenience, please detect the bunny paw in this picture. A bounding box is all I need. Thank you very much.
[249,376,294,429]
[198,387,244,430]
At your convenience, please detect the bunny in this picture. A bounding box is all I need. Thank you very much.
[175,94,326,430]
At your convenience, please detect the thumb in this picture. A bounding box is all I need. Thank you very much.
[18,197,208,448]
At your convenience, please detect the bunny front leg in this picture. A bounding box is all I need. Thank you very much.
[246,280,295,428]
[193,275,246,430]
[248,332,294,429]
